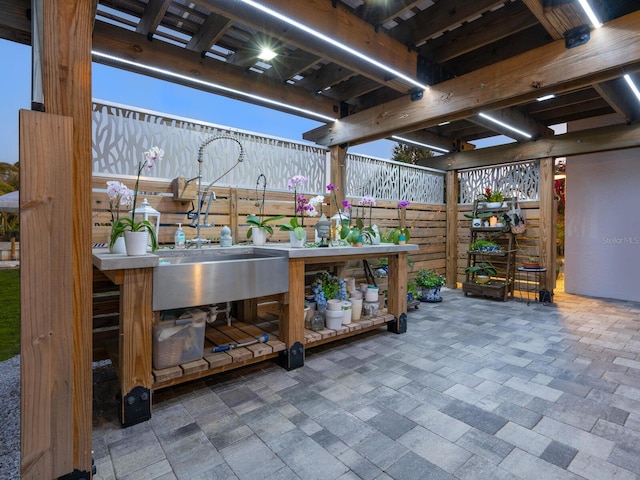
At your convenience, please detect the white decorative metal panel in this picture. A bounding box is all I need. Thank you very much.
[92,101,328,192]
[458,162,539,204]
[346,153,445,203]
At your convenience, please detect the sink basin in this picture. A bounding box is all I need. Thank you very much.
[153,251,289,310]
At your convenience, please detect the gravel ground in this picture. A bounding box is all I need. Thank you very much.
[0,355,20,480]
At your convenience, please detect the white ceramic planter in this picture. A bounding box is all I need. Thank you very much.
[124,231,148,256]
[350,297,363,320]
[325,309,343,329]
[327,299,342,311]
[251,227,267,246]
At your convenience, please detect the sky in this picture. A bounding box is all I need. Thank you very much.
[0,39,397,167]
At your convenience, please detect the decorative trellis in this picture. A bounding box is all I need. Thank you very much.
[458,161,539,204]
[346,153,445,204]
[92,100,328,193]
[92,100,446,203]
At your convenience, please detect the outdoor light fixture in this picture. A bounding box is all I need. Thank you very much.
[238,0,429,91]
[577,0,602,28]
[536,94,556,102]
[391,135,449,153]
[624,74,640,103]
[92,51,337,122]
[478,113,533,139]
[258,47,277,61]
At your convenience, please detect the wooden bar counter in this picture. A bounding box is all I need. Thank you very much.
[93,242,417,426]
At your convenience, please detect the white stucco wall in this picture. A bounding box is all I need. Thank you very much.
[565,149,640,302]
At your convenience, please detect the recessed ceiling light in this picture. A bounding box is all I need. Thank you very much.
[239,0,429,90]
[257,47,277,61]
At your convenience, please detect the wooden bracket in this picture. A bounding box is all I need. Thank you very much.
[171,176,198,201]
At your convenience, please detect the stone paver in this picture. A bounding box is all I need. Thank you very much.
[92,288,640,479]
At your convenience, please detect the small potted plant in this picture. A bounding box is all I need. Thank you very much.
[523,256,540,268]
[415,268,446,302]
[246,214,285,245]
[465,262,497,284]
[407,279,419,302]
[480,188,504,209]
[469,239,500,253]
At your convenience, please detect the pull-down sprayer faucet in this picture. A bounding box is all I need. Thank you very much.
[186,135,245,247]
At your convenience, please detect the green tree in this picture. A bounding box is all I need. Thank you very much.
[391,144,435,165]
[0,162,19,194]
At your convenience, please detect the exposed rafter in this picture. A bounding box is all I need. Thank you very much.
[303,11,640,146]
[417,121,640,170]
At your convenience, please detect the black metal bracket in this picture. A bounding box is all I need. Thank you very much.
[387,313,407,334]
[120,385,151,427]
[279,341,304,370]
[409,87,423,102]
[564,24,590,49]
[58,468,92,480]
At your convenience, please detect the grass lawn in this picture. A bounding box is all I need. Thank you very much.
[0,268,20,361]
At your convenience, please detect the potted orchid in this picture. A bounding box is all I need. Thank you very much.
[109,146,163,254]
[279,175,315,245]
[106,180,133,253]
[326,183,352,241]
[383,200,411,245]
[357,195,380,245]
[246,173,285,244]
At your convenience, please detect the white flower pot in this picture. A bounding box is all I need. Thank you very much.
[325,309,343,329]
[350,297,363,321]
[289,230,307,248]
[251,227,267,246]
[365,286,379,302]
[109,235,126,254]
[327,299,342,311]
[124,231,149,256]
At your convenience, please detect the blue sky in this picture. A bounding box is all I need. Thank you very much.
[0,39,396,166]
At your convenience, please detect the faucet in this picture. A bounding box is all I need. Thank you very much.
[186,135,245,247]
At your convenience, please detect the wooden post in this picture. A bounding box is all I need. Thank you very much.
[445,171,459,288]
[20,110,75,479]
[329,144,348,213]
[538,157,556,291]
[20,0,94,477]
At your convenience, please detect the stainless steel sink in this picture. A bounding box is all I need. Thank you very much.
[153,251,289,310]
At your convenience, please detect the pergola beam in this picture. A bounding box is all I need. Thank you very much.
[92,21,339,120]
[417,121,640,171]
[194,0,421,94]
[303,11,640,147]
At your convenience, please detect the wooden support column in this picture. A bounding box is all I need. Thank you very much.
[329,144,348,213]
[387,252,408,319]
[445,171,459,288]
[118,268,154,426]
[539,157,555,291]
[20,0,94,477]
[281,258,306,369]
[20,110,75,479]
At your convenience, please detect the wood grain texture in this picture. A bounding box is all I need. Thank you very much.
[19,110,74,479]
[445,171,459,289]
[304,11,640,146]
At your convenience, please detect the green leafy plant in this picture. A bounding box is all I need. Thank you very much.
[465,262,497,277]
[415,269,446,289]
[109,146,163,251]
[480,188,504,203]
[279,216,306,240]
[246,213,285,238]
[407,279,419,298]
[469,239,499,251]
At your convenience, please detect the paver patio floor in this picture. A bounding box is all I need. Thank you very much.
[92,288,640,479]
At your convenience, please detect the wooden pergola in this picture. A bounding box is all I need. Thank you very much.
[3,1,640,477]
